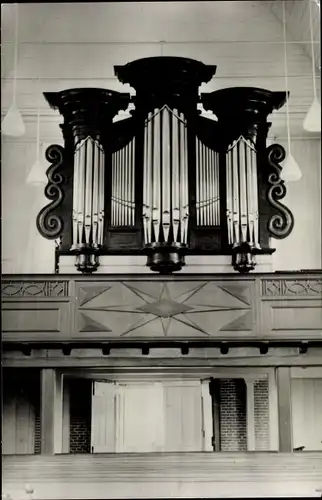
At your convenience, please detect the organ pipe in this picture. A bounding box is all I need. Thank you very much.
[142,106,189,248]
[172,109,180,243]
[226,136,260,250]
[195,138,221,227]
[162,106,171,243]
[111,138,136,227]
[72,136,105,250]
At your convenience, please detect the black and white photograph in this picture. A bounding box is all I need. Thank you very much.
[1,0,322,498]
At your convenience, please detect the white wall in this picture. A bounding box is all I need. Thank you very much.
[1,1,321,274]
[273,138,321,271]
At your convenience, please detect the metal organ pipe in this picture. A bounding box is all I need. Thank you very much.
[92,141,99,246]
[144,113,153,242]
[152,109,161,243]
[162,106,171,243]
[200,144,205,225]
[246,142,254,247]
[209,149,214,226]
[226,147,233,245]
[180,112,189,244]
[251,146,260,248]
[206,147,211,226]
[111,138,136,228]
[239,140,248,243]
[143,119,149,242]
[214,151,220,226]
[125,144,129,226]
[111,154,116,227]
[195,137,200,226]
[226,136,260,250]
[142,106,189,247]
[131,138,135,226]
[71,136,105,250]
[232,141,240,246]
[72,143,80,248]
[172,109,180,243]
[120,146,124,226]
[195,138,220,228]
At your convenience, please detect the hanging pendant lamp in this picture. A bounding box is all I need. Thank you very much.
[280,1,302,183]
[303,0,321,132]
[2,4,25,137]
[27,79,47,185]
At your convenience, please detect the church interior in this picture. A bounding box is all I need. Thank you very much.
[1,1,322,498]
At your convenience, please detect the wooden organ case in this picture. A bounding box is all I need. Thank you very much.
[36,57,294,274]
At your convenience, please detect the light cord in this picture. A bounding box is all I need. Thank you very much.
[282,1,292,151]
[12,3,19,105]
[36,78,41,161]
[308,0,317,98]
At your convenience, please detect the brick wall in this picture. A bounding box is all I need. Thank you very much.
[69,379,92,454]
[219,379,247,451]
[34,415,41,454]
[254,379,269,450]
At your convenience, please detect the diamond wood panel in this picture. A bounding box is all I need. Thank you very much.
[74,281,256,340]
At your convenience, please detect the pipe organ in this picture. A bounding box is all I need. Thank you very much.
[37,57,294,274]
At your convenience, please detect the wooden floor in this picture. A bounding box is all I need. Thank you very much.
[3,452,322,499]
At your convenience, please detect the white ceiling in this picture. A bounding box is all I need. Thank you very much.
[1,1,321,140]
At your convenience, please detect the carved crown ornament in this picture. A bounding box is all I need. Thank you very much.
[36,56,294,275]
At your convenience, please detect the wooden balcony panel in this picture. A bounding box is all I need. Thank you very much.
[1,272,322,344]
[2,452,322,499]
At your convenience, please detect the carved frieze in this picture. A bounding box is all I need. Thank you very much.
[261,279,322,297]
[1,281,69,298]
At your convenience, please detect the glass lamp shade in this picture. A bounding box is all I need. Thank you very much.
[26,159,47,185]
[303,97,321,132]
[2,103,25,137]
[280,153,302,182]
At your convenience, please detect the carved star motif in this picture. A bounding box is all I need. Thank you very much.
[137,284,192,317]
[77,281,252,337]
[138,300,192,318]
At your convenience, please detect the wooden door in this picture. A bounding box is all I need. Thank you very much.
[116,382,165,453]
[91,381,116,453]
[164,381,204,451]
[291,378,322,451]
[91,379,207,453]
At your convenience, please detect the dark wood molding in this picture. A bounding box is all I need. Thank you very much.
[40,369,56,455]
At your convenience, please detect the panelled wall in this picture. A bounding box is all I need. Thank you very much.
[2,368,322,455]
[1,1,321,274]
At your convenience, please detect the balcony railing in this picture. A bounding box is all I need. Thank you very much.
[2,271,322,347]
